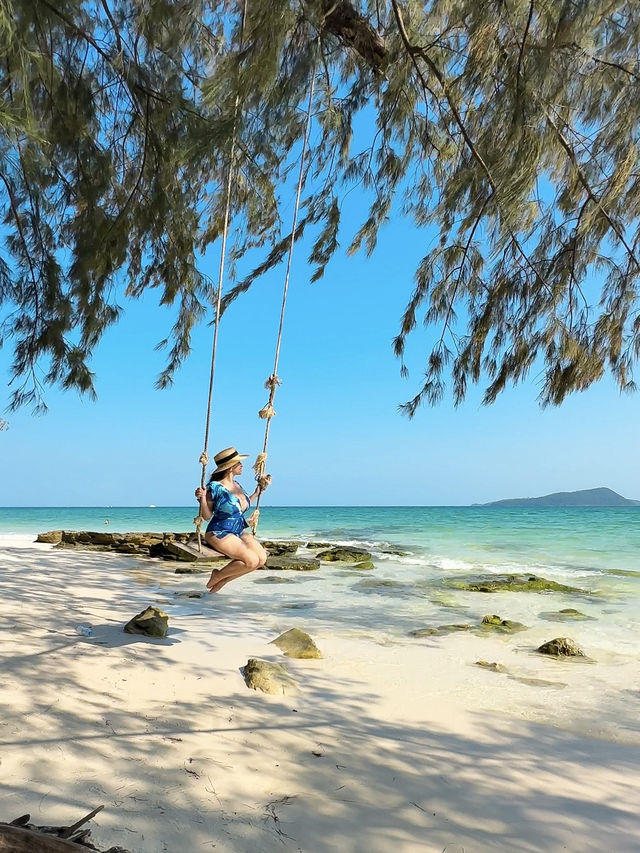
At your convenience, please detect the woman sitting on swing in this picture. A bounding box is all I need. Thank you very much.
[195,447,268,593]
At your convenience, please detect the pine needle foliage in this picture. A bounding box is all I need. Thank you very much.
[2,0,640,412]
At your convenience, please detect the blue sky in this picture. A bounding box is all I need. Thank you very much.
[2,193,640,507]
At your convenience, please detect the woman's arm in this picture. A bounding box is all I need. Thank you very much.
[195,487,214,520]
[248,486,263,504]
[248,475,270,504]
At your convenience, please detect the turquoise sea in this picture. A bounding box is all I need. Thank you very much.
[1,504,639,575]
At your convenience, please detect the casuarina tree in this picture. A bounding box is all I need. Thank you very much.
[1,0,639,412]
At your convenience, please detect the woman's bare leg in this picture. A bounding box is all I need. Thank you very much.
[204,532,260,593]
[207,563,255,593]
[242,531,268,565]
[206,532,269,593]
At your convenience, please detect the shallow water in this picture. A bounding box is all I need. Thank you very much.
[2,505,639,741]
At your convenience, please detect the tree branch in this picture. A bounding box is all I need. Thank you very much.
[543,108,640,274]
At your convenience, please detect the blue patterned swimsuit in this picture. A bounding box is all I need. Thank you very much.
[205,481,250,538]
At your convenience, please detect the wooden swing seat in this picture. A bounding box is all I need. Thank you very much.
[165,539,226,563]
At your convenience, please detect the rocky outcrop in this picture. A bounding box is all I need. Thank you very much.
[38,530,223,561]
[315,546,372,562]
[480,614,528,633]
[123,606,169,638]
[409,614,527,638]
[242,658,297,695]
[271,628,323,659]
[261,540,299,556]
[346,560,374,570]
[446,574,586,594]
[263,555,320,571]
[36,530,63,544]
[536,637,585,657]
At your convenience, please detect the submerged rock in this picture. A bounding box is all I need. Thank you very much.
[271,628,323,659]
[254,575,296,583]
[305,541,334,549]
[123,606,169,638]
[242,658,297,695]
[355,579,410,597]
[429,591,464,609]
[173,564,211,574]
[539,608,593,622]
[536,637,586,657]
[475,660,507,673]
[316,546,372,562]
[263,555,320,571]
[347,560,375,570]
[410,624,472,637]
[480,614,528,633]
[446,574,586,594]
[604,568,640,578]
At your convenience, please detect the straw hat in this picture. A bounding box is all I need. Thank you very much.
[212,446,248,474]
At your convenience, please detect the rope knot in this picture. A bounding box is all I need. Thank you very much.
[199,451,209,466]
[258,473,272,490]
[247,508,260,532]
[253,453,267,477]
[258,403,276,419]
[264,374,282,391]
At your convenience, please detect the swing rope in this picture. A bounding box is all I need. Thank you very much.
[248,71,317,534]
[194,3,247,550]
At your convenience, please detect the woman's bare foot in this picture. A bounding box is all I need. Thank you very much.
[207,564,258,594]
[206,569,222,591]
[207,575,231,594]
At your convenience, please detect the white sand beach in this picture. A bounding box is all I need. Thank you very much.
[1,536,640,853]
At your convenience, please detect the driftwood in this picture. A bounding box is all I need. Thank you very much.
[0,807,131,853]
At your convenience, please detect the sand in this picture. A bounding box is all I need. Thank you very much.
[1,535,639,853]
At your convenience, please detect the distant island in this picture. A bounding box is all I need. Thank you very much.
[478,487,640,507]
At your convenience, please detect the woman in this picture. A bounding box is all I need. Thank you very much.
[195,446,268,593]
